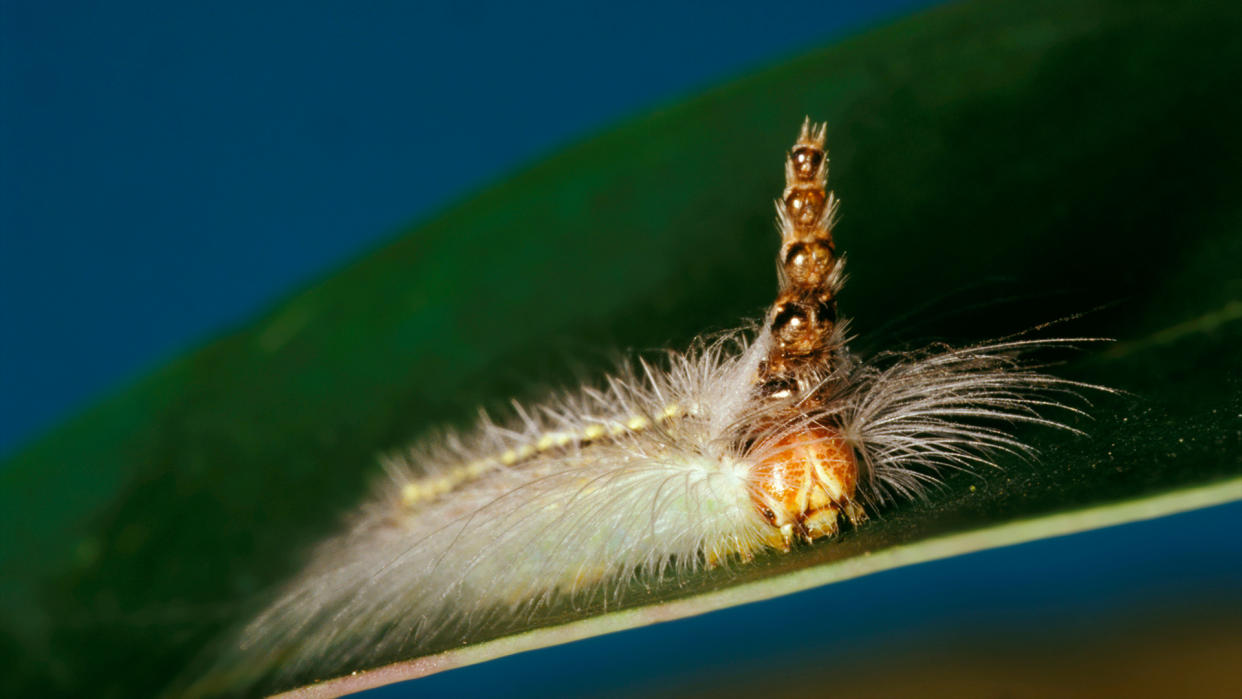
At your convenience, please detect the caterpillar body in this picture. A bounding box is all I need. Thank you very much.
[223,120,1090,693]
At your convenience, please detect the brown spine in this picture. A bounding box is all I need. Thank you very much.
[757,119,842,398]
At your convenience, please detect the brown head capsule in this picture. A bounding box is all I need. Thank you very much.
[784,186,827,229]
[769,295,835,355]
[789,145,824,182]
[783,240,836,287]
[747,426,861,550]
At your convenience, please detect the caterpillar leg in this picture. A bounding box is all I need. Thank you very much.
[803,499,867,542]
[705,535,764,569]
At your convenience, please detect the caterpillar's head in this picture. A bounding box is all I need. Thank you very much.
[746,425,861,550]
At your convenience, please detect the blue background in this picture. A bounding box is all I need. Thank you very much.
[1,0,936,459]
[367,502,1242,697]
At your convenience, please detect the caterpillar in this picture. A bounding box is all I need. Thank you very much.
[212,119,1092,695]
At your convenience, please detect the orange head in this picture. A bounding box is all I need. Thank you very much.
[746,425,860,549]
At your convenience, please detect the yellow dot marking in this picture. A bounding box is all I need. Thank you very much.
[401,403,689,507]
[401,483,424,505]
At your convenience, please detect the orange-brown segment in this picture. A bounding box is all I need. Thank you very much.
[784,186,827,229]
[747,425,861,549]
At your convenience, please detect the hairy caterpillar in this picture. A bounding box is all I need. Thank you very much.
[214,120,1092,695]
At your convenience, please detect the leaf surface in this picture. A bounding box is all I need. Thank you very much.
[2,0,1240,696]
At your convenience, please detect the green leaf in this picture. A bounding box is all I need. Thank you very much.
[3,0,1240,696]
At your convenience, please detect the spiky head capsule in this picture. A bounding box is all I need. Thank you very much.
[789,145,824,181]
[759,119,839,396]
[784,187,827,229]
[769,296,834,355]
[783,240,836,287]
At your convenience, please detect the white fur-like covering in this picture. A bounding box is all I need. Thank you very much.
[223,326,1092,687]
